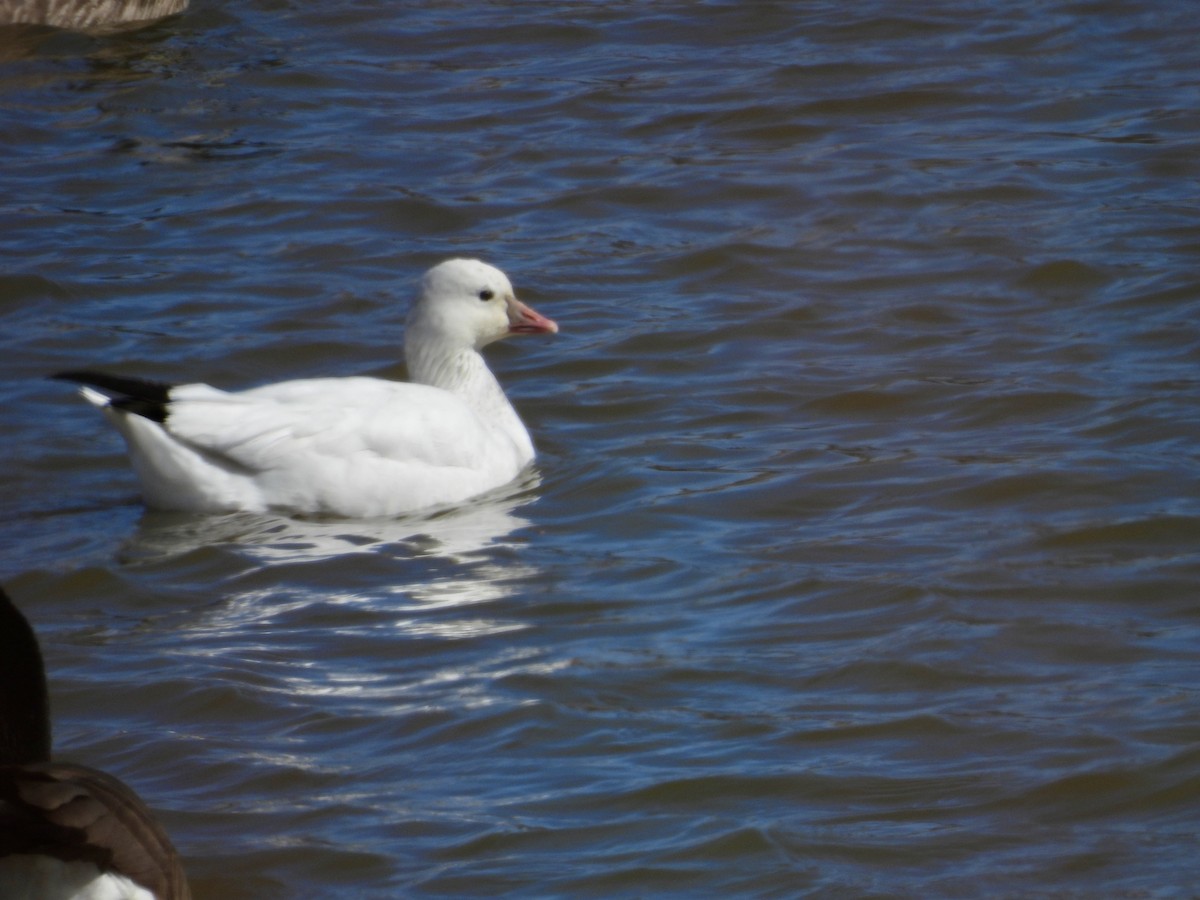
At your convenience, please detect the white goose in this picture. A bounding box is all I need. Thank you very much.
[54,259,558,518]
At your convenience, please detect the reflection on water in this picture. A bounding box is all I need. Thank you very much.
[122,474,544,640]
[121,473,540,566]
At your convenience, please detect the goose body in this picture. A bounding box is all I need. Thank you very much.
[0,0,188,30]
[55,259,558,518]
[0,587,189,900]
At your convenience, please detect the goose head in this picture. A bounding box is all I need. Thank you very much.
[406,258,558,355]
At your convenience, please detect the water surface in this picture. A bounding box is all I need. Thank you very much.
[2,1,1199,897]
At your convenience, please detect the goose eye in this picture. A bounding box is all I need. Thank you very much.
[478,289,494,302]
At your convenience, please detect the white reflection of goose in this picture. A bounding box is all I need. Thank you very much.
[161,484,543,645]
[121,471,541,569]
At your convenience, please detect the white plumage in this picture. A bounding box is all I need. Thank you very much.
[0,856,155,900]
[56,259,558,518]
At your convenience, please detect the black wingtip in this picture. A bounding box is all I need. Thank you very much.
[52,370,174,401]
[52,370,174,423]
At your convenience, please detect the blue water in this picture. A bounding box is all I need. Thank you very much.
[2,2,1200,897]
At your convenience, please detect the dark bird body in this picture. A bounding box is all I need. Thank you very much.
[0,587,190,899]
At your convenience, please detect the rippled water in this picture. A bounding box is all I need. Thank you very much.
[3,2,1200,897]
